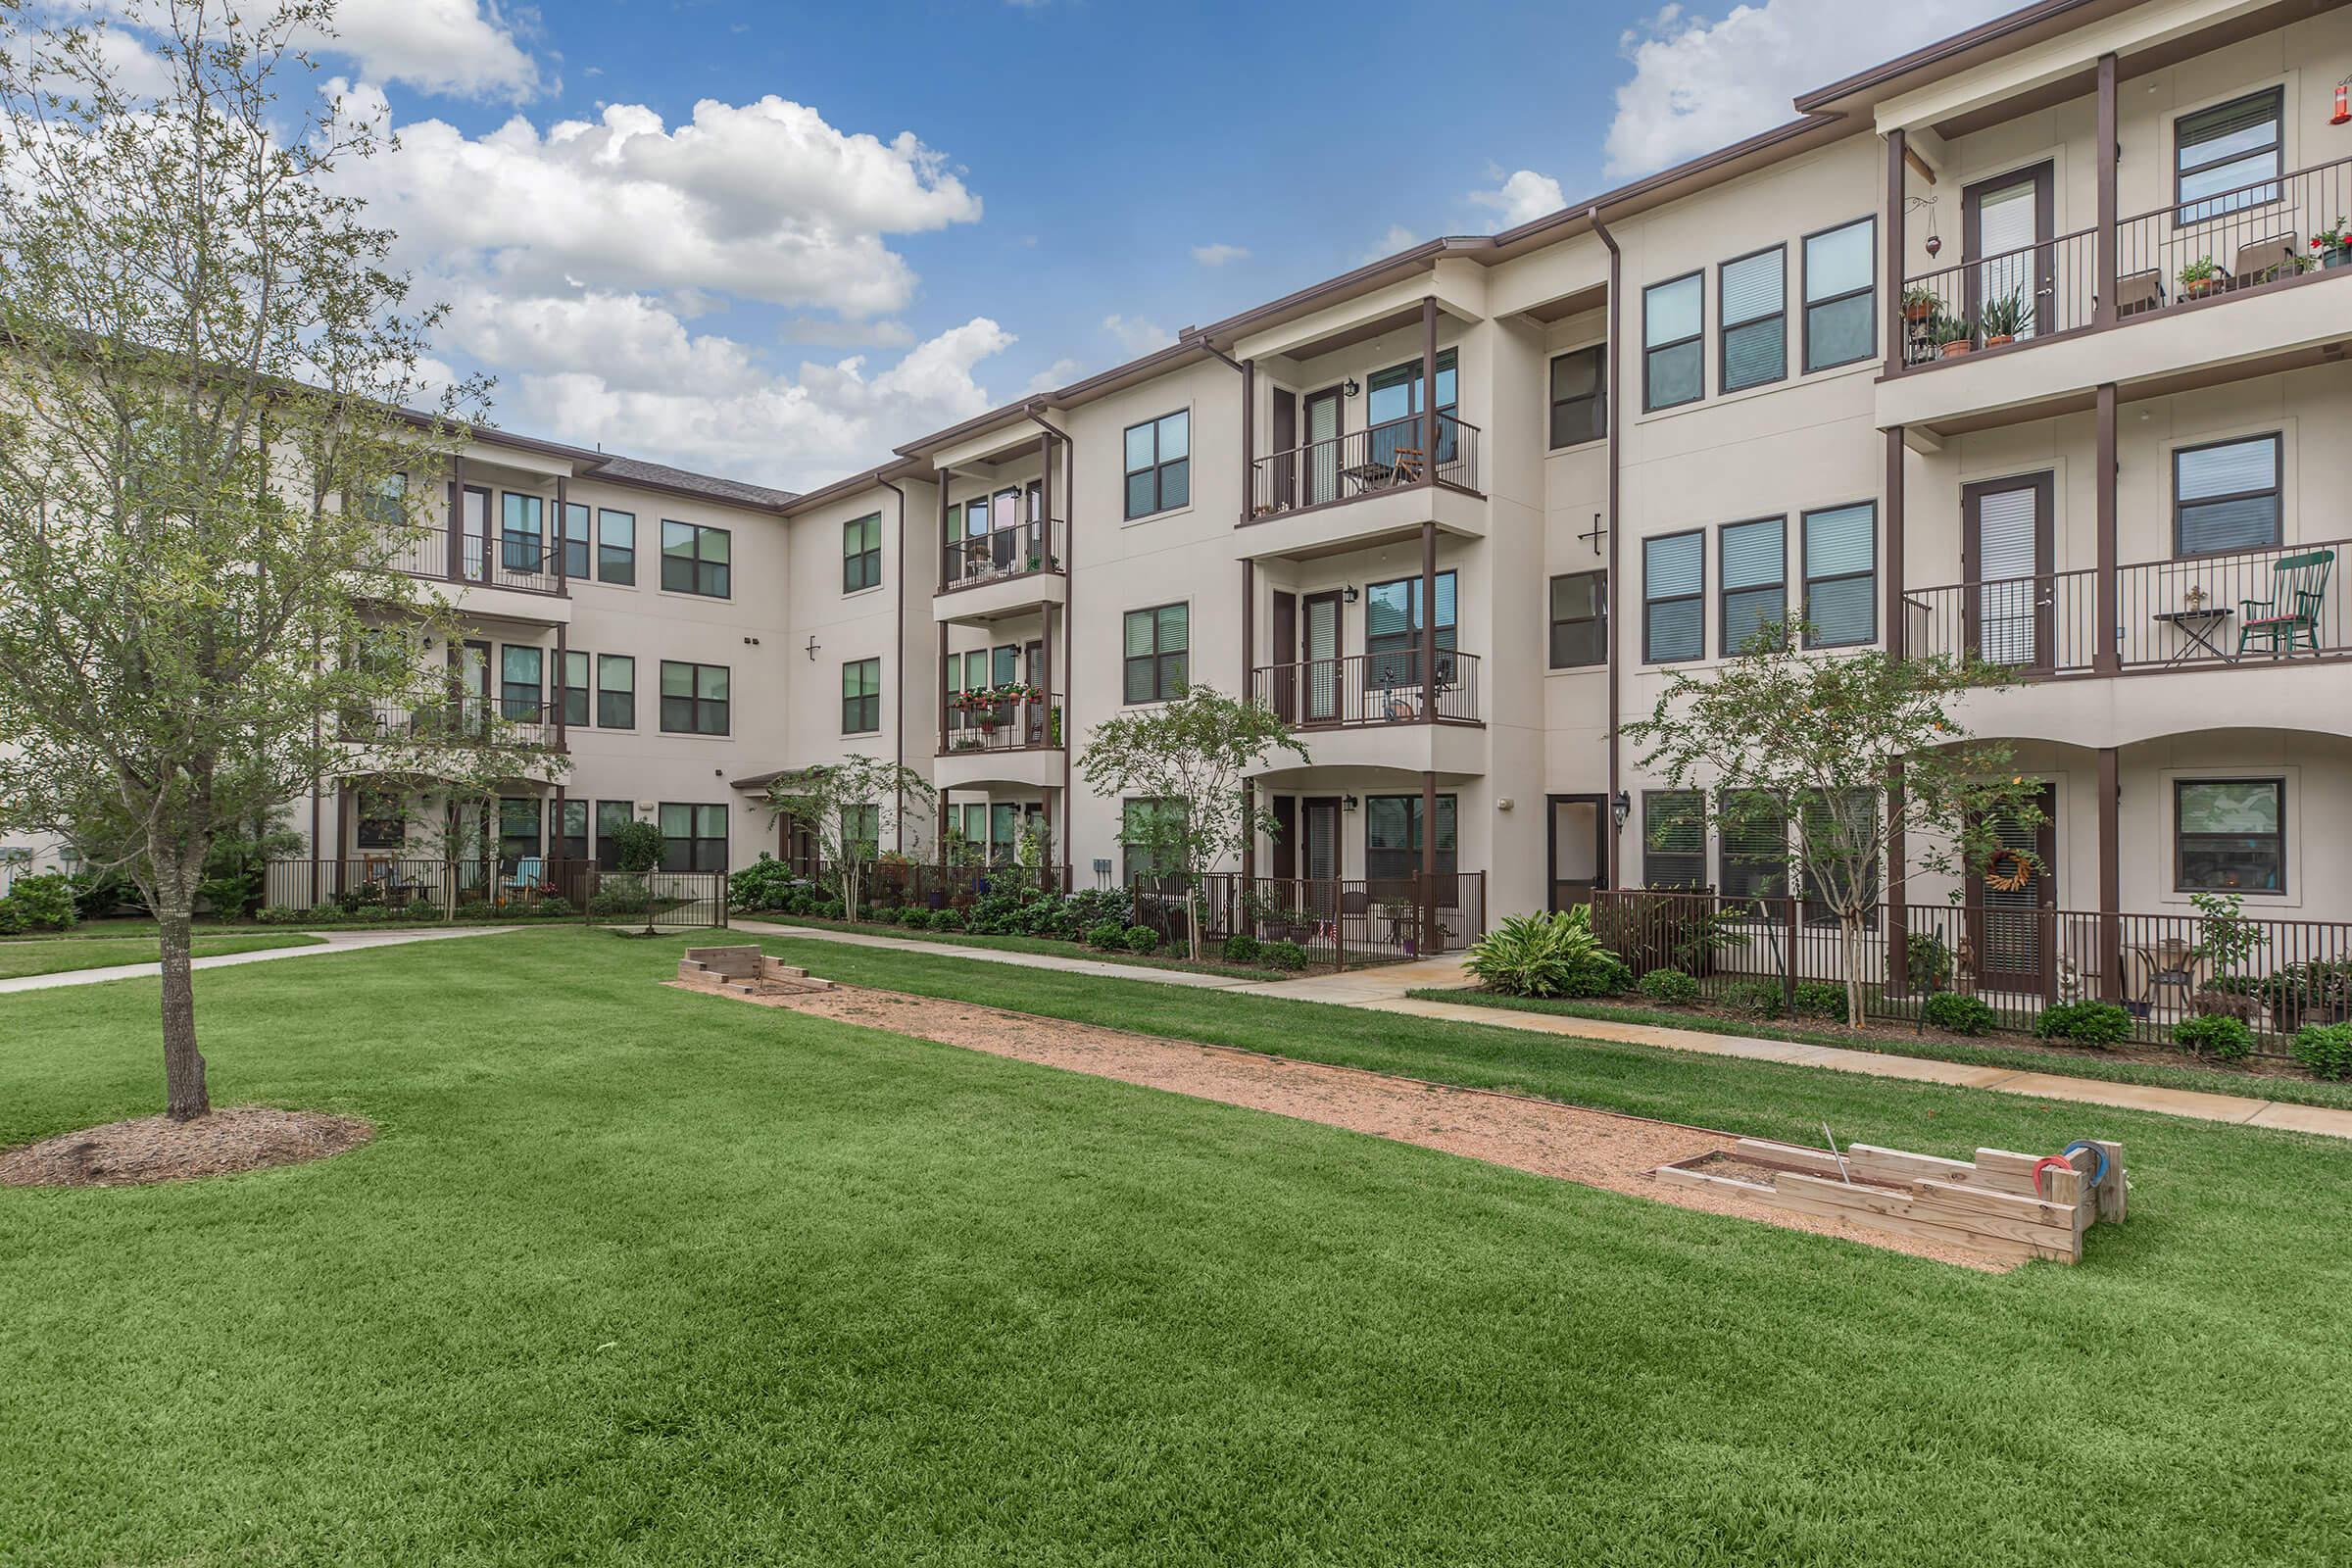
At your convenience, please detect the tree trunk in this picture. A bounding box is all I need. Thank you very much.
[1841,911,1868,1030]
[152,889,210,1121]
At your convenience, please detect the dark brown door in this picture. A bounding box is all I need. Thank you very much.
[1547,795,1607,909]
[1270,590,1297,721]
[1969,781,2058,997]
[1963,160,2056,338]
[1302,590,1343,723]
[1962,471,2054,673]
[1303,387,1344,506]
[459,485,492,581]
[1270,795,1298,880]
[1269,388,1297,513]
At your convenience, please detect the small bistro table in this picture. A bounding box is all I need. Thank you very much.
[2152,606,2234,668]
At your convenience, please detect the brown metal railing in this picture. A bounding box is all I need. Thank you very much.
[939,517,1063,592]
[385,523,565,596]
[1250,649,1482,725]
[1170,872,1488,963]
[336,695,561,750]
[1898,227,2098,367]
[941,689,1062,753]
[1248,412,1481,519]
[1900,535,2349,674]
[1592,887,2352,1056]
[260,859,725,926]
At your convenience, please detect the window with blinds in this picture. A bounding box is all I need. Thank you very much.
[1717,794,1788,910]
[2174,434,2280,556]
[1642,791,1706,890]
[1802,502,1877,648]
[1974,483,2042,667]
[1802,218,1875,371]
[1644,530,1704,662]
[1643,273,1703,410]
[1365,570,1458,688]
[2176,88,2282,221]
[1718,247,1785,392]
[1800,790,1880,925]
[1122,604,1189,704]
[1718,516,1787,655]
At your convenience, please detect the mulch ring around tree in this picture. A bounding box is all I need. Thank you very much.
[0,1105,373,1188]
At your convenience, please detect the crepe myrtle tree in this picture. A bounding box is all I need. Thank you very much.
[0,0,563,1120]
[1078,684,1307,960]
[763,756,937,923]
[1621,620,2047,1027]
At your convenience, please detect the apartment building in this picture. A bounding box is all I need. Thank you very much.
[229,0,2352,986]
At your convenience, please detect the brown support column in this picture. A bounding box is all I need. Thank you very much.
[1037,431,1053,562]
[937,467,952,592]
[333,782,352,896]
[1241,558,1256,882]
[1884,128,1906,378]
[551,783,568,886]
[553,620,568,752]
[2098,747,2122,1004]
[2095,53,2119,327]
[446,455,465,578]
[2096,382,2120,674]
[1420,520,1438,720]
[1419,770,1439,954]
[936,620,950,757]
[554,475,569,595]
[1885,427,1906,658]
[1886,760,1907,992]
[1241,358,1255,518]
[1420,296,1439,489]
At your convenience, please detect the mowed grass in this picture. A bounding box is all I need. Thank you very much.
[1,929,2347,1565]
[0,931,322,979]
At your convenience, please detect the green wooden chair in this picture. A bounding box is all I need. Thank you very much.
[2238,549,2335,657]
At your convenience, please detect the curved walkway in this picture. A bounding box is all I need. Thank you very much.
[0,925,521,995]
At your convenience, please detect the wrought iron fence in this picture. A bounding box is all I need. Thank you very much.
[940,690,1062,753]
[384,522,566,596]
[940,517,1063,591]
[1248,413,1481,518]
[1250,650,1482,726]
[1898,228,2098,367]
[1165,872,1488,963]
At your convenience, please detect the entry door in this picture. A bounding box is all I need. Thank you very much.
[459,485,491,582]
[1303,387,1343,506]
[1963,472,2054,672]
[1969,782,2058,997]
[1269,388,1298,512]
[1965,161,2055,338]
[1302,591,1342,723]
[1547,795,1607,909]
[1301,797,1342,881]
[1270,590,1298,721]
[455,639,492,738]
[1270,795,1298,880]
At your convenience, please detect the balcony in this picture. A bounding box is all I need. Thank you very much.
[934,517,1067,624]
[1249,650,1483,727]
[384,523,570,617]
[936,688,1063,791]
[1240,414,1485,560]
[337,696,563,755]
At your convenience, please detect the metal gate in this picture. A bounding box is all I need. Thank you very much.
[568,867,729,930]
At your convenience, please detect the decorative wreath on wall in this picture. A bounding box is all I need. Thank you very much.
[1983,849,2034,892]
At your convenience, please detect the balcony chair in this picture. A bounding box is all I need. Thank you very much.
[500,855,544,901]
[1386,445,1427,486]
[2226,235,2299,291]
[2112,270,2164,318]
[2237,549,2334,657]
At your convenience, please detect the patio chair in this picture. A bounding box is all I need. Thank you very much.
[1386,445,1427,486]
[501,855,544,900]
[2112,270,2164,318]
[2226,235,2299,291]
[2237,549,2334,656]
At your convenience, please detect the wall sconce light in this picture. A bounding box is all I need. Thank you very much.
[1343,585,1360,604]
[1342,795,1360,811]
[1611,790,1632,830]
[1342,377,1361,398]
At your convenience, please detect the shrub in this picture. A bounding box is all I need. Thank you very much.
[929,906,964,931]
[2292,1022,2352,1080]
[1920,991,1997,1036]
[1220,933,1262,965]
[587,885,650,917]
[2,872,78,932]
[1462,907,1622,1000]
[1122,925,1160,954]
[1019,896,1076,940]
[1792,980,1848,1020]
[2258,961,2352,1032]
[1260,939,1306,971]
[1064,889,1131,931]
[70,868,138,920]
[2173,1012,2253,1063]
[0,901,24,936]
[1592,900,1743,977]
[532,895,573,919]
[815,899,846,921]
[1904,930,1954,991]
[1719,979,1785,1019]
[727,854,801,913]
[1637,967,1699,1005]
[2034,1001,2133,1048]
[255,905,310,925]
[1085,921,1127,951]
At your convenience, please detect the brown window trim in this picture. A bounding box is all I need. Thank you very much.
[2173,86,2284,221]
[1643,271,1705,412]
[1642,527,1706,664]
[1799,500,1879,650]
[1717,243,1787,394]
[659,659,730,736]
[1800,215,1877,373]
[1716,514,1788,657]
[1641,789,1707,891]
[841,657,881,737]
[2172,431,2282,559]
[2174,776,2288,896]
[1547,568,1608,668]
[1547,344,1607,450]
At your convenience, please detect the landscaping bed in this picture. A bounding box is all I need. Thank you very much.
[745,913,1298,982]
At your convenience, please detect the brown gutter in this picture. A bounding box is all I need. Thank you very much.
[1025,408,1076,891]
[1589,206,1625,892]
[878,474,910,855]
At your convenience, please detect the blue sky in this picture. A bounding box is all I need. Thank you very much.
[191,0,2013,489]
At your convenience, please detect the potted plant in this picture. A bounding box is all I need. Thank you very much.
[2179,256,2222,298]
[1977,290,2025,348]
[1901,284,1938,324]
[1931,312,1977,359]
[2314,218,2352,270]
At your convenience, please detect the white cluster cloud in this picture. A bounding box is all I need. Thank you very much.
[1190,242,1250,268]
[304,0,546,103]
[1605,0,2011,177]
[1469,169,1567,229]
[1101,314,1173,356]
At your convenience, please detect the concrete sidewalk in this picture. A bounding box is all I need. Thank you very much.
[0,924,522,995]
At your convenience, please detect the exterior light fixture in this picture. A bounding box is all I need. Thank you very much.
[1342,378,1361,398]
[1611,791,1632,830]
[1343,795,1359,811]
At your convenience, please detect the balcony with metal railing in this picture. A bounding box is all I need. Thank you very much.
[935,686,1063,791]
[336,695,563,754]
[933,517,1067,623]
[384,522,568,599]
[1248,649,1483,728]
[1239,413,1485,560]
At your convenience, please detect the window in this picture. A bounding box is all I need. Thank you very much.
[1367,348,1459,466]
[594,801,635,869]
[1801,218,1876,372]
[1123,411,1191,519]
[1548,570,1608,668]
[844,513,882,593]
[2176,88,2282,221]
[1719,246,1786,392]
[988,802,1019,864]
[844,804,882,862]
[842,658,881,735]
[498,798,542,864]
[1802,502,1878,648]
[1364,794,1458,881]
[659,803,728,873]
[1719,516,1787,655]
[597,655,635,729]
[499,645,542,721]
[356,789,405,850]
[562,502,591,579]
[1643,530,1704,662]
[1120,798,1186,885]
[1642,272,1704,411]
[1642,791,1707,890]
[560,651,590,728]
[598,510,636,585]
[1548,346,1606,448]
[2176,779,2285,894]
[1366,570,1458,688]
[1801,790,1881,925]
[1123,604,1189,704]
[559,801,589,862]
[501,493,544,573]
[2174,434,2281,556]
[358,471,407,527]
[661,520,731,597]
[660,660,730,735]
[1718,795,1788,911]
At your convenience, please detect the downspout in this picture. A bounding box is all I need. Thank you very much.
[1025,406,1075,890]
[1589,206,1624,891]
[878,474,910,856]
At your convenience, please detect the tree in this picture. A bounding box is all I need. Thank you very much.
[1620,621,2047,1026]
[0,1,559,1119]
[605,817,666,936]
[1076,684,1306,960]
[762,756,937,923]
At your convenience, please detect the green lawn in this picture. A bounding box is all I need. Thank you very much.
[4,927,2349,1564]
[0,931,323,979]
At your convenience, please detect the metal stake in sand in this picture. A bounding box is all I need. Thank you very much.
[1822,1121,1854,1185]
